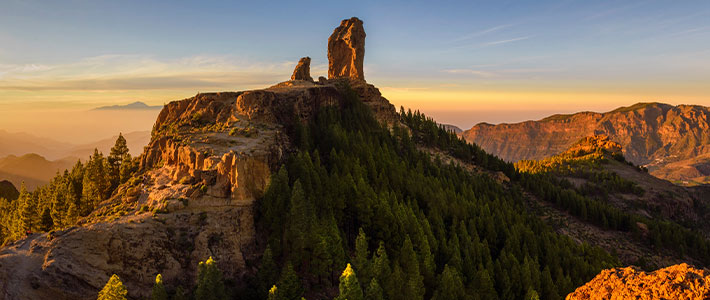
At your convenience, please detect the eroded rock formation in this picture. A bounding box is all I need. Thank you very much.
[0,16,398,299]
[290,57,313,81]
[328,17,365,81]
[0,75,396,300]
[567,264,710,300]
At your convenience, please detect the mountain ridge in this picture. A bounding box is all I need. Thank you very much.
[92,101,162,111]
[517,134,710,269]
[464,102,710,185]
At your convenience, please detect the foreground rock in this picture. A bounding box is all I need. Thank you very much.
[328,17,366,81]
[290,57,313,81]
[567,264,710,300]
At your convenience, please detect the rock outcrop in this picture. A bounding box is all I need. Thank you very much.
[0,61,397,300]
[328,17,365,81]
[290,57,313,81]
[463,102,710,185]
[0,16,400,300]
[565,135,623,157]
[567,264,710,300]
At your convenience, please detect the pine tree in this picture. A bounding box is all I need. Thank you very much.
[419,237,436,288]
[17,182,35,233]
[258,246,279,296]
[65,201,79,226]
[399,236,424,300]
[472,268,497,300]
[151,274,168,300]
[108,134,129,189]
[277,263,303,300]
[371,241,392,297]
[194,256,227,300]
[40,207,53,231]
[432,264,465,300]
[82,149,110,214]
[524,288,540,300]
[389,264,405,300]
[540,266,559,300]
[286,181,315,259]
[353,228,370,284]
[335,264,363,300]
[173,286,188,300]
[97,274,128,300]
[312,235,334,283]
[267,285,279,300]
[118,154,134,185]
[365,278,384,300]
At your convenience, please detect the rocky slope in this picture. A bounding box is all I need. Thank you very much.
[567,264,710,300]
[0,77,394,300]
[464,102,710,184]
[0,17,395,300]
[519,135,710,266]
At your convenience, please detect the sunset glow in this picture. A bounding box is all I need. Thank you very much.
[1,0,709,141]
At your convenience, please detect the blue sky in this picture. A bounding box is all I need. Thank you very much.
[1,0,709,139]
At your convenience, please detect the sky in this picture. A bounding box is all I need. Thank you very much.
[1,0,709,142]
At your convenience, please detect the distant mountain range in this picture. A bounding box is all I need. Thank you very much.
[0,154,76,190]
[67,131,151,159]
[0,131,151,190]
[463,102,710,185]
[0,130,74,160]
[92,101,162,111]
[0,130,150,160]
[441,124,463,134]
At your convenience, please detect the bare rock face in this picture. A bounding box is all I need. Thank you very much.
[567,264,710,300]
[328,17,365,81]
[463,103,710,184]
[0,78,399,300]
[0,17,400,300]
[291,57,313,81]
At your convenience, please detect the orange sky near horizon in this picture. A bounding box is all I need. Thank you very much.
[1,77,708,145]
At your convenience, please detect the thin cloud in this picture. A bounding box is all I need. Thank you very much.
[452,23,515,42]
[0,73,284,91]
[448,35,533,51]
[481,36,531,47]
[0,54,299,91]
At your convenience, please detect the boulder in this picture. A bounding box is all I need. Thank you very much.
[328,17,365,81]
[567,263,710,300]
[290,57,313,81]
